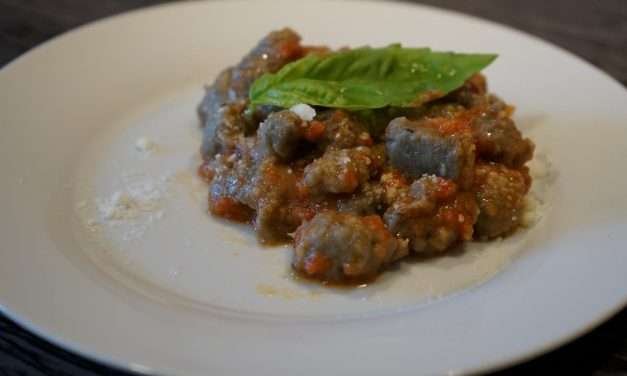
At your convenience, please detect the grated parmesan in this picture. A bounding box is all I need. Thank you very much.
[79,174,172,240]
[135,137,156,153]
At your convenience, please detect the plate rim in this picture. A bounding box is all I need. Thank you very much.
[1,0,626,375]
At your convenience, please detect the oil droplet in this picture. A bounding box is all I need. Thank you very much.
[256,283,300,300]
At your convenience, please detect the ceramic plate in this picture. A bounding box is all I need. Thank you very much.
[1,1,627,374]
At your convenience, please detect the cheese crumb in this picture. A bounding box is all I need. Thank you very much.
[339,156,351,165]
[289,103,316,121]
[135,137,155,153]
[99,191,141,220]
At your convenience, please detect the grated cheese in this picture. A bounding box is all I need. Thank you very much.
[81,174,172,240]
[135,137,156,153]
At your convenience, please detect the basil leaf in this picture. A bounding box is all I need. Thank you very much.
[249,45,496,110]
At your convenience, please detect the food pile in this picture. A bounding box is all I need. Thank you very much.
[197,29,534,284]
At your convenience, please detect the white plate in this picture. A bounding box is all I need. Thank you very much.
[1,1,627,375]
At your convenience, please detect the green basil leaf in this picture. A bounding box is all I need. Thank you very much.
[249,45,496,110]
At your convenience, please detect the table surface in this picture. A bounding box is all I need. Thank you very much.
[1,0,626,375]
